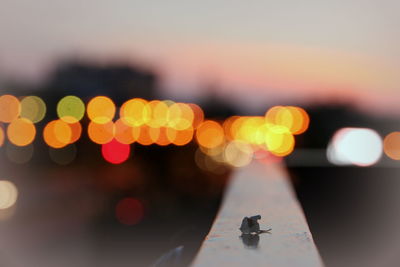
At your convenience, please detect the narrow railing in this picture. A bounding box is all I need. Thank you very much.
[191,161,323,267]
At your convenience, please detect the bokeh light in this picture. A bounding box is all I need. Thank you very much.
[168,103,194,130]
[224,141,253,167]
[327,128,383,167]
[49,144,77,165]
[68,122,82,144]
[43,120,72,148]
[115,197,144,225]
[0,126,4,147]
[136,125,154,146]
[155,127,172,146]
[0,95,20,123]
[102,139,130,164]
[6,143,34,164]
[383,132,400,160]
[0,180,18,210]
[88,121,114,144]
[20,96,46,123]
[265,125,295,157]
[189,103,204,129]
[114,119,135,144]
[265,106,310,135]
[171,127,194,146]
[0,95,309,164]
[120,98,150,126]
[195,148,227,175]
[146,100,168,128]
[7,118,36,146]
[87,96,115,124]
[196,120,224,149]
[57,95,85,123]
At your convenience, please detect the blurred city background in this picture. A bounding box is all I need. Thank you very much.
[1,1,400,266]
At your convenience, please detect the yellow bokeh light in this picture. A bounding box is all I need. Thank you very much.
[120,98,150,126]
[383,132,400,160]
[7,118,36,146]
[199,142,225,157]
[224,141,253,167]
[0,180,18,210]
[265,125,295,157]
[20,96,46,123]
[265,106,310,135]
[0,95,20,123]
[43,120,72,148]
[237,117,265,144]
[88,121,115,144]
[167,103,194,130]
[57,95,85,123]
[196,120,224,149]
[87,96,115,124]
[146,100,169,128]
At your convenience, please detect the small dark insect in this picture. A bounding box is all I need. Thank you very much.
[239,215,271,234]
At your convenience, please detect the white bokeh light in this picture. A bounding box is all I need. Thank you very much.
[327,128,383,167]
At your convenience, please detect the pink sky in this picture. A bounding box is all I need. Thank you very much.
[1,0,400,114]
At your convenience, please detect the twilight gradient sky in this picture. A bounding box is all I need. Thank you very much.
[1,0,400,112]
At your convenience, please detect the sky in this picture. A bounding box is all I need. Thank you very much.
[1,0,400,113]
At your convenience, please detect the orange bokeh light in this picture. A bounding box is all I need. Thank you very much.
[0,126,4,147]
[87,96,115,124]
[43,120,72,148]
[88,121,115,144]
[384,132,400,160]
[7,118,36,146]
[114,119,136,144]
[171,127,194,146]
[68,122,82,144]
[155,127,172,146]
[188,103,204,129]
[0,95,20,123]
[196,120,224,149]
[136,125,154,146]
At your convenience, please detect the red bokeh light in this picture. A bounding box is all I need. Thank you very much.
[101,139,130,164]
[115,197,144,225]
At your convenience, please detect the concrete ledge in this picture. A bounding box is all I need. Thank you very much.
[191,162,323,267]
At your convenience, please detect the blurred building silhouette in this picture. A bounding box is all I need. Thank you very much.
[26,60,157,120]
[44,60,158,106]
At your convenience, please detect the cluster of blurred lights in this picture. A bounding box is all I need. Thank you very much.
[327,128,383,167]
[327,128,400,166]
[87,97,202,149]
[0,94,311,166]
[195,106,309,170]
